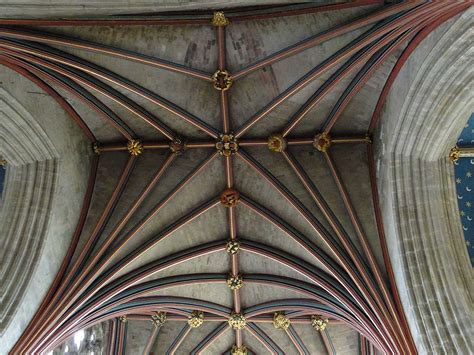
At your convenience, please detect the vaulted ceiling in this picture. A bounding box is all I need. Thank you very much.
[1,2,470,354]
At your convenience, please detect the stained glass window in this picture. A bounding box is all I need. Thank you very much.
[0,161,5,200]
[454,113,474,266]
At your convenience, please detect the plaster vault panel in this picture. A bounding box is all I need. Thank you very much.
[0,2,472,354]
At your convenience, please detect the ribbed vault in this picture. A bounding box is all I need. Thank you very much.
[0,2,471,354]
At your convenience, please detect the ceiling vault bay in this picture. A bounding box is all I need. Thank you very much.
[1,1,469,354]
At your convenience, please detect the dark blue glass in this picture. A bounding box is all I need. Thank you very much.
[0,165,5,198]
[455,113,474,266]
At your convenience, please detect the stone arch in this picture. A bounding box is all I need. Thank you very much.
[375,8,473,354]
[0,67,91,353]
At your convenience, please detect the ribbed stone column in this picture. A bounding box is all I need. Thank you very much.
[0,68,91,354]
[375,8,473,354]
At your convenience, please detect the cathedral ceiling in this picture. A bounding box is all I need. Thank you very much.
[0,2,470,354]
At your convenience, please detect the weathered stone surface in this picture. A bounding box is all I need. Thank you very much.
[375,8,474,354]
[0,70,91,353]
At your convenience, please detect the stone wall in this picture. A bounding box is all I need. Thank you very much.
[375,8,474,354]
[0,68,91,353]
